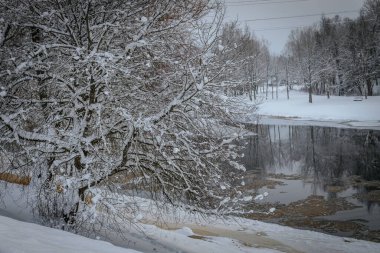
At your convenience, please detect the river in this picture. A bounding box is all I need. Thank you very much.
[240,123,380,242]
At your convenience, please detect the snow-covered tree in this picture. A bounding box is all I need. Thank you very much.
[0,0,253,228]
[217,22,269,100]
[283,0,380,98]
[314,16,345,97]
[286,27,319,103]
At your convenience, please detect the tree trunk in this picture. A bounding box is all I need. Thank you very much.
[286,60,289,100]
[326,80,330,99]
[308,85,313,103]
[248,82,252,101]
[276,81,278,100]
[308,64,312,103]
[335,72,341,96]
[64,128,135,225]
[286,83,289,100]
[266,65,269,100]
[271,82,274,99]
[366,79,373,96]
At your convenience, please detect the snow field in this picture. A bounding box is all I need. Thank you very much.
[245,88,380,129]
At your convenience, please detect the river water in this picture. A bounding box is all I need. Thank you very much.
[240,124,380,241]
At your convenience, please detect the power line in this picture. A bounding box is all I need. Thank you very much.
[224,0,307,3]
[244,10,360,22]
[249,17,375,32]
[252,25,307,31]
[225,0,309,6]
[225,0,292,2]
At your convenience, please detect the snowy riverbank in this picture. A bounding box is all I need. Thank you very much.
[2,187,380,253]
[249,89,380,130]
[1,211,380,253]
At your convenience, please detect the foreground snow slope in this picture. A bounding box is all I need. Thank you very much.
[253,90,380,129]
[0,213,282,253]
[0,215,142,253]
[2,190,380,253]
[3,212,379,253]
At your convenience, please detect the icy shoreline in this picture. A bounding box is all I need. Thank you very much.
[257,116,380,130]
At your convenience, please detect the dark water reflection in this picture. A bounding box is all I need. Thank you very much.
[241,124,380,235]
[243,124,380,183]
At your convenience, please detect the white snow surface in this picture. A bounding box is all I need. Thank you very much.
[2,211,379,253]
[0,215,141,253]
[0,213,279,253]
[250,89,380,130]
[1,185,380,253]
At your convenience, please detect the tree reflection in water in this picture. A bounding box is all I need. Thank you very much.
[242,124,380,203]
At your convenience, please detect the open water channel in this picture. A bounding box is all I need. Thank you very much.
[240,124,380,242]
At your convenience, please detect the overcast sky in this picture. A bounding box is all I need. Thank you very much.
[224,0,366,55]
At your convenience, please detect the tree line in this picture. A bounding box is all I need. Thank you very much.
[220,0,379,103]
[284,0,380,102]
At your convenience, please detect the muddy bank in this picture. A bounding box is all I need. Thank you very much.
[149,221,303,253]
[239,172,380,243]
[245,195,359,220]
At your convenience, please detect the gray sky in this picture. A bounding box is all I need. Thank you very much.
[224,0,366,55]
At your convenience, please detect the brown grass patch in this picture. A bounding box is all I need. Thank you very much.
[188,235,208,240]
[326,185,348,193]
[0,172,31,186]
[284,218,364,233]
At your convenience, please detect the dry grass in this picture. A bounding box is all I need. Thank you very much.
[0,172,31,186]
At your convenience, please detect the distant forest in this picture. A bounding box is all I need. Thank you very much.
[219,0,380,102]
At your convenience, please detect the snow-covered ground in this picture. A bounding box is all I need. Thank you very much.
[2,211,380,253]
[249,88,380,130]
[2,187,380,253]
[0,215,141,253]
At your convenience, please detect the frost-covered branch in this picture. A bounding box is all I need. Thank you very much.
[0,0,255,229]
